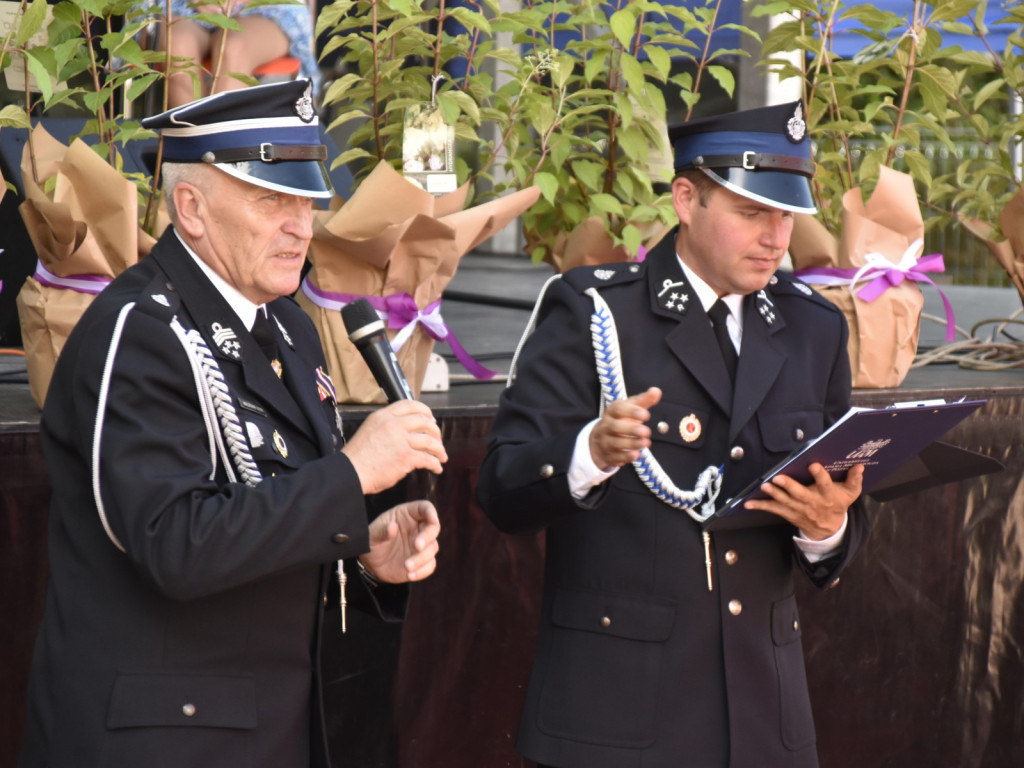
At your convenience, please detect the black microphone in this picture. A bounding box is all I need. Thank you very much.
[341,298,414,402]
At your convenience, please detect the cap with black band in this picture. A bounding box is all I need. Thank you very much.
[669,101,816,214]
[142,79,334,199]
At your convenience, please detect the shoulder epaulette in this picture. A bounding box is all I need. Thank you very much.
[561,261,645,294]
[771,271,840,312]
[131,275,182,322]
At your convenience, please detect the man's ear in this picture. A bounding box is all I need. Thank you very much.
[172,182,205,239]
[672,176,697,227]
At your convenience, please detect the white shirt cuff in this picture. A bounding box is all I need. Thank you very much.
[569,420,619,499]
[794,512,849,563]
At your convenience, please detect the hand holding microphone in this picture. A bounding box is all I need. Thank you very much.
[339,299,447,494]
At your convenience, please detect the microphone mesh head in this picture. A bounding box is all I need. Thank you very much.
[341,298,384,342]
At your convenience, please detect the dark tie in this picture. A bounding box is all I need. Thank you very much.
[708,299,738,383]
[251,310,280,368]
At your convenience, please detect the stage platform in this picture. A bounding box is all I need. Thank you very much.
[3,256,1024,768]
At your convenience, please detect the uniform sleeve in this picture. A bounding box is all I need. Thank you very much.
[89,308,370,601]
[794,304,872,587]
[476,277,610,534]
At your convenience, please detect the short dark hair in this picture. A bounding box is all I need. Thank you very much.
[674,169,718,207]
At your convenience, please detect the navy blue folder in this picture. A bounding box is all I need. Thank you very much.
[705,399,993,530]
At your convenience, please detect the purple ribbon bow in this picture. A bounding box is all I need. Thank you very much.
[794,248,955,343]
[301,277,497,381]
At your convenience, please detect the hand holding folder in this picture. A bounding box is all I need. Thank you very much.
[705,398,1002,530]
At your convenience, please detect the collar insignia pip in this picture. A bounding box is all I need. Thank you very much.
[210,322,242,360]
[756,290,777,326]
[272,314,294,348]
[657,278,690,314]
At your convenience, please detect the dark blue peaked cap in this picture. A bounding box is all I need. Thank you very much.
[142,79,333,199]
[669,101,816,214]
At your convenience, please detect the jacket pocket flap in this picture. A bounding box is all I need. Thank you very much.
[771,594,803,647]
[757,409,822,453]
[107,672,257,730]
[648,402,710,449]
[552,589,675,642]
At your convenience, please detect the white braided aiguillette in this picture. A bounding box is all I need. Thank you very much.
[585,288,722,522]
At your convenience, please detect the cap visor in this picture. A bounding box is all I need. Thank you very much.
[705,168,816,215]
[214,159,334,199]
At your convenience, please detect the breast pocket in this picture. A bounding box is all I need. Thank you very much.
[237,410,305,475]
[536,588,675,748]
[648,401,713,450]
[102,672,256,768]
[757,409,823,458]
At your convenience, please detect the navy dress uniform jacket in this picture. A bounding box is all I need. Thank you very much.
[477,235,868,768]
[19,229,401,768]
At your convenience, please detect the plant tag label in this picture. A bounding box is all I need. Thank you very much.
[402,102,457,196]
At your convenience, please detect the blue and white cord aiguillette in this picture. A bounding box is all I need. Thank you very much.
[586,288,722,523]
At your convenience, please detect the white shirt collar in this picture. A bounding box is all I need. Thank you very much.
[174,229,264,331]
[675,254,745,322]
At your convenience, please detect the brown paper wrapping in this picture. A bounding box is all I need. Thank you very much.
[15,124,159,407]
[538,216,672,273]
[789,166,926,389]
[961,187,1024,307]
[297,160,541,403]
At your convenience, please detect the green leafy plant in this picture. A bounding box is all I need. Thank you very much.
[1,0,163,174]
[318,0,758,263]
[756,0,1023,261]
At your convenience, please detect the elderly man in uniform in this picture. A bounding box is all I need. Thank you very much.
[19,79,447,768]
[477,101,868,768]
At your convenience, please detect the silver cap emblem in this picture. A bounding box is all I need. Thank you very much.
[786,102,807,143]
[295,83,315,123]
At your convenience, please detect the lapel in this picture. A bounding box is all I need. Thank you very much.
[729,287,787,440]
[269,307,338,457]
[645,238,791,436]
[646,238,733,416]
[149,234,315,441]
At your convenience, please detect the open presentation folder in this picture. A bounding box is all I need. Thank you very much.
[705,398,999,531]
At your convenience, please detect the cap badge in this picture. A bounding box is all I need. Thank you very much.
[594,269,615,281]
[786,102,807,144]
[295,83,315,123]
[246,421,265,448]
[273,430,289,458]
[679,414,702,443]
[756,290,777,326]
[211,322,242,360]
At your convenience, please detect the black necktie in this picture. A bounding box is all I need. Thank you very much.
[251,311,280,368]
[708,299,738,383]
